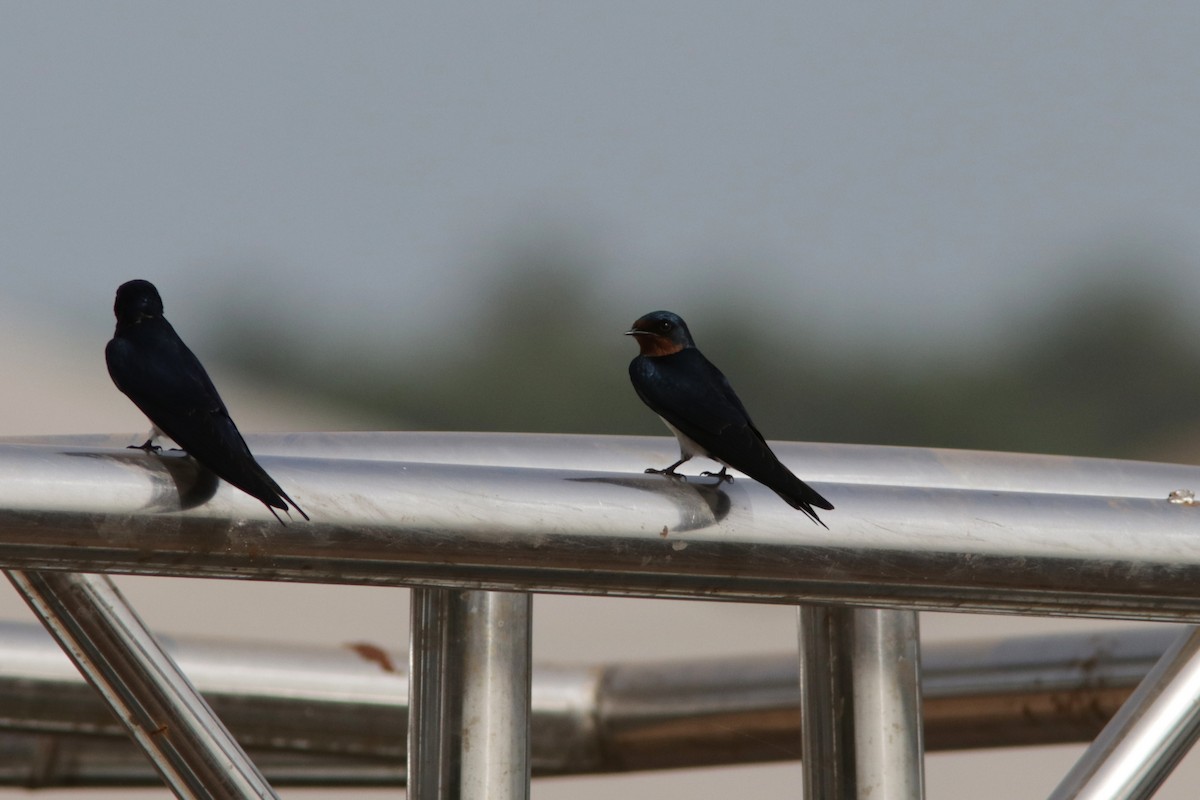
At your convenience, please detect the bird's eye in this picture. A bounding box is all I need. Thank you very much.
[659,321,672,332]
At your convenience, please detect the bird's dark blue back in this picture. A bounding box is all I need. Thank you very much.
[106,313,303,519]
[630,348,763,444]
[107,316,229,428]
[631,347,832,522]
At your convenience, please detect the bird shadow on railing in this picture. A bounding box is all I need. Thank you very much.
[66,449,220,512]
[569,475,732,532]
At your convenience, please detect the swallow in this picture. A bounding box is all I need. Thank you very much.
[626,310,833,526]
[105,279,308,524]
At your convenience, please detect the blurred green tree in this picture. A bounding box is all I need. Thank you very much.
[214,260,1200,463]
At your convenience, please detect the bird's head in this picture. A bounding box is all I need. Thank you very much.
[626,310,696,356]
[113,279,165,325]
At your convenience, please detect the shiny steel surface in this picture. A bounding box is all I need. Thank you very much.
[5,571,277,799]
[6,430,1198,798]
[460,591,532,799]
[408,587,453,798]
[856,610,924,798]
[0,439,1196,619]
[799,608,924,799]
[799,606,847,794]
[18,430,1200,497]
[409,589,532,800]
[0,735,403,788]
[0,623,1184,784]
[1050,626,1200,800]
[0,620,408,756]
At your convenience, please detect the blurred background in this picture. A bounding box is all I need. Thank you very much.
[2,2,1200,797]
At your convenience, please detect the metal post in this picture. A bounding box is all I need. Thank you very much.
[5,570,277,799]
[409,587,456,798]
[799,606,924,800]
[1049,625,1200,800]
[408,588,532,800]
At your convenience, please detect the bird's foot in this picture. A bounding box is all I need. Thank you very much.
[645,467,687,482]
[701,468,734,484]
[127,439,162,453]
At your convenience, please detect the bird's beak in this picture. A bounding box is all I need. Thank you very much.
[625,328,642,336]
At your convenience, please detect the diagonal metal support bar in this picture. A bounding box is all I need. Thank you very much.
[5,570,277,799]
[409,588,532,800]
[1049,625,1200,800]
[799,607,924,799]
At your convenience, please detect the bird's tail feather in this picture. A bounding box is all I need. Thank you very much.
[763,466,833,527]
[205,454,308,524]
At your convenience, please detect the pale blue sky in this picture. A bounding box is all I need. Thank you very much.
[3,2,1200,355]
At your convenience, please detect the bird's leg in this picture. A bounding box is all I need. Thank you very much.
[645,456,691,481]
[701,466,734,484]
[127,427,164,453]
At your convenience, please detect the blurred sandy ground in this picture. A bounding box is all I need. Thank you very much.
[0,305,1193,799]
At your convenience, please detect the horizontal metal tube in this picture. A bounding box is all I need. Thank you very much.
[0,735,402,788]
[17,431,1198,497]
[0,440,1197,620]
[0,622,409,759]
[0,620,1179,785]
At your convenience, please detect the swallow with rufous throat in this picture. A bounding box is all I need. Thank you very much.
[627,310,833,526]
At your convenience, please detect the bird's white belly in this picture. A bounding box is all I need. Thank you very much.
[660,418,713,461]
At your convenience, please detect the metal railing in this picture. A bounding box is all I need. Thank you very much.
[2,432,1200,799]
[0,621,1182,786]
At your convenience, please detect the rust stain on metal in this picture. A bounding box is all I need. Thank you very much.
[347,641,397,673]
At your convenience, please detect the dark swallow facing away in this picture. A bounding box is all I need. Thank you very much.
[627,310,833,526]
[105,279,308,523]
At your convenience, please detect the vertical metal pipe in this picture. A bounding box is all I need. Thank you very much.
[854,609,924,799]
[5,570,277,799]
[408,587,455,799]
[799,606,849,796]
[1049,625,1200,800]
[798,606,924,800]
[408,588,532,800]
[460,591,531,798]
